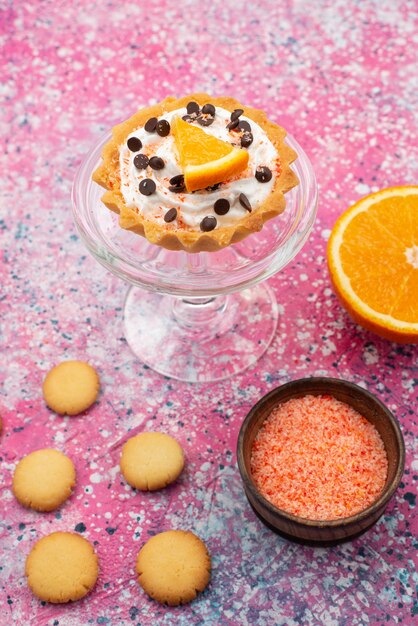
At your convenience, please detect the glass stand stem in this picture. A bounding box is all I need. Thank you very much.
[123,282,279,383]
[172,296,229,335]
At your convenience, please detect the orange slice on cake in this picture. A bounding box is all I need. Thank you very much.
[327,186,418,343]
[172,117,249,192]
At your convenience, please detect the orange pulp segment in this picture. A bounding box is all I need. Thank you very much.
[172,117,249,192]
[327,186,418,343]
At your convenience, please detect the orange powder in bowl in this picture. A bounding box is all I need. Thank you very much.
[250,394,388,521]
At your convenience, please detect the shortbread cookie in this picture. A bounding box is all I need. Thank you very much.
[13,448,76,512]
[42,360,100,415]
[93,93,298,252]
[136,530,211,606]
[120,432,184,491]
[26,532,99,603]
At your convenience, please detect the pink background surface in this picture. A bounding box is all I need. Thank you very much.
[1,1,417,625]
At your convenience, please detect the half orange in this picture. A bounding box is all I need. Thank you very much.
[327,186,418,343]
[172,117,249,192]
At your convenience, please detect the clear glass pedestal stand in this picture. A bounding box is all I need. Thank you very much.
[72,134,318,382]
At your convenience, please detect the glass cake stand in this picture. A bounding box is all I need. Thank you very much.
[72,132,318,382]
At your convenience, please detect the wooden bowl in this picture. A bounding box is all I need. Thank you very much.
[237,377,405,543]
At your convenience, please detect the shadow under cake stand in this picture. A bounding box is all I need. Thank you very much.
[72,133,318,383]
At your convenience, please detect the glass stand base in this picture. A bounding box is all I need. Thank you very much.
[123,283,279,383]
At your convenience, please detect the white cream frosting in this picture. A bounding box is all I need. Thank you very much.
[119,106,279,230]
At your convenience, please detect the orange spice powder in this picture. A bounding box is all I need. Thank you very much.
[250,394,388,520]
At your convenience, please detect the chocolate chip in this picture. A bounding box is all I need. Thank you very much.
[239,193,252,212]
[187,101,200,115]
[214,199,230,215]
[169,173,185,193]
[134,154,149,169]
[149,156,165,170]
[139,178,156,196]
[169,174,185,187]
[231,108,244,121]
[156,119,170,137]
[127,137,142,152]
[164,208,177,223]
[197,115,214,127]
[239,120,252,132]
[182,115,194,123]
[206,183,221,191]
[202,103,215,116]
[144,117,158,132]
[241,132,253,148]
[255,166,272,183]
[226,119,240,131]
[200,216,217,231]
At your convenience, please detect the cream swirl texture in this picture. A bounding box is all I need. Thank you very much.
[119,106,279,230]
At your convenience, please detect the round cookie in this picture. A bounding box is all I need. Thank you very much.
[120,432,184,491]
[136,530,211,606]
[26,532,99,603]
[42,360,100,416]
[13,449,76,512]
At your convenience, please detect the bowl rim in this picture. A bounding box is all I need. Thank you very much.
[237,376,406,528]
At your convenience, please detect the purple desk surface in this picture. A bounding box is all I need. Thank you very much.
[1,1,417,624]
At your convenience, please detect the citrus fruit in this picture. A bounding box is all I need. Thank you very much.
[172,117,249,192]
[327,186,418,343]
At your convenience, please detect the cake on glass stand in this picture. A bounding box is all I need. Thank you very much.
[72,121,317,383]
